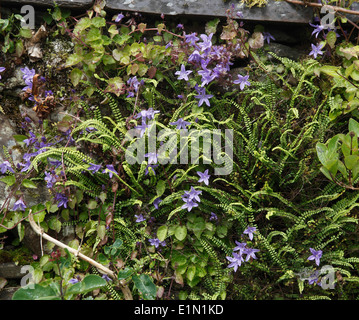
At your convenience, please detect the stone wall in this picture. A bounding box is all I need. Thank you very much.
[0,0,358,300]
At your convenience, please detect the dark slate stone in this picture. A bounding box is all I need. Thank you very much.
[0,0,94,8]
[346,3,359,23]
[105,0,313,24]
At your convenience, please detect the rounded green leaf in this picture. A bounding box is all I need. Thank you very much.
[12,284,60,300]
[66,274,106,296]
[118,267,134,280]
[174,225,187,241]
[70,68,83,87]
[157,225,168,242]
[132,274,157,300]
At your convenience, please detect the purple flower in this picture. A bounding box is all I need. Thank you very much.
[198,68,217,86]
[226,252,244,272]
[243,226,256,240]
[135,108,159,123]
[198,33,213,52]
[135,121,149,138]
[149,238,166,248]
[44,171,57,188]
[170,118,191,129]
[12,199,27,211]
[145,164,158,175]
[182,186,202,203]
[145,108,160,120]
[236,11,244,18]
[263,32,275,44]
[19,161,31,172]
[127,76,141,92]
[233,241,247,254]
[102,164,118,178]
[309,23,325,38]
[55,193,68,208]
[153,197,162,209]
[177,23,184,29]
[184,32,199,46]
[102,274,112,282]
[145,152,158,164]
[0,161,15,174]
[233,74,250,90]
[135,214,146,223]
[48,159,62,169]
[243,247,260,261]
[308,248,323,266]
[181,199,199,212]
[115,13,124,23]
[308,270,320,285]
[194,86,213,107]
[68,278,80,284]
[0,67,5,80]
[88,163,102,173]
[175,64,192,81]
[197,169,210,185]
[188,50,202,63]
[20,66,36,83]
[309,43,324,59]
[209,212,218,221]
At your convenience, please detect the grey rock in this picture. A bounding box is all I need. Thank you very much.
[0,286,19,300]
[265,26,305,45]
[0,263,24,279]
[105,0,313,24]
[266,42,306,61]
[1,0,94,9]
[0,114,21,162]
[4,67,26,90]
[43,39,74,69]
[346,3,359,24]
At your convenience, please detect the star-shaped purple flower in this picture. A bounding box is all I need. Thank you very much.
[55,193,68,208]
[87,163,102,173]
[309,23,325,38]
[182,186,202,203]
[115,13,124,23]
[233,74,250,90]
[102,164,118,178]
[175,64,192,81]
[0,161,15,174]
[181,199,199,212]
[243,226,256,240]
[233,241,247,254]
[244,247,260,261]
[226,252,244,272]
[135,214,146,223]
[12,199,27,211]
[184,32,199,46]
[153,197,162,209]
[263,32,275,44]
[149,238,166,248]
[170,118,191,130]
[194,86,213,107]
[309,43,324,59]
[197,169,210,185]
[308,248,323,266]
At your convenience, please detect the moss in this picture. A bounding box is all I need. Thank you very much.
[0,246,33,265]
[241,0,268,7]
